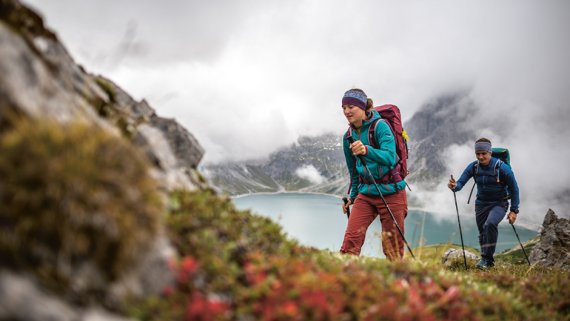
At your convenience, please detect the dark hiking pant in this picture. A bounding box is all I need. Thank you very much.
[475,201,508,264]
[340,190,408,260]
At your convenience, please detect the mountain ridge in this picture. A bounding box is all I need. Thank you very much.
[203,92,478,196]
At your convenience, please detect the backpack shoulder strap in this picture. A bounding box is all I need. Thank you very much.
[472,162,479,182]
[344,127,352,142]
[494,159,504,184]
[344,127,357,195]
[367,118,381,149]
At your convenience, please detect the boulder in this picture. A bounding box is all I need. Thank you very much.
[442,248,479,268]
[0,272,133,321]
[529,209,570,270]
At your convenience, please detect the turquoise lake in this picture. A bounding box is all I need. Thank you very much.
[232,193,538,258]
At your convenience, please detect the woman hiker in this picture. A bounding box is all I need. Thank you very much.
[448,138,520,269]
[340,88,408,260]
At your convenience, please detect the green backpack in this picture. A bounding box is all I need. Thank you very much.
[491,147,510,165]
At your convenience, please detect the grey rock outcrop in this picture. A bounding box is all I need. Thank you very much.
[441,248,479,268]
[0,0,206,319]
[529,209,570,270]
[0,0,204,191]
[0,271,132,321]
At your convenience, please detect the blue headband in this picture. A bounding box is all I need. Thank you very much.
[342,90,367,110]
[474,141,492,152]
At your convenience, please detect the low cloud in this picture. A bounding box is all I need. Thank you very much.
[25,1,570,164]
[295,165,325,185]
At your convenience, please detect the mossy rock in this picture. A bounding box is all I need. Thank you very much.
[0,118,163,297]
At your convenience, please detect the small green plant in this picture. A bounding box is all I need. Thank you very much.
[0,118,163,296]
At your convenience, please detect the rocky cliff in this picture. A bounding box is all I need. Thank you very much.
[0,1,206,320]
[0,0,205,192]
[405,92,477,185]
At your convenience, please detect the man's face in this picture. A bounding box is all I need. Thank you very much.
[476,150,492,166]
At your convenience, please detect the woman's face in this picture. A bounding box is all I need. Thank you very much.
[476,150,492,166]
[342,104,366,126]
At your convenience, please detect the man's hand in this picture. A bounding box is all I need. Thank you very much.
[350,140,367,156]
[507,211,518,224]
[342,198,353,214]
[448,175,456,190]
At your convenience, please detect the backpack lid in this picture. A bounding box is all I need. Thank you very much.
[491,147,510,165]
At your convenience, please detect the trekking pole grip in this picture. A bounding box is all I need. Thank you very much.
[342,197,351,219]
[347,136,367,166]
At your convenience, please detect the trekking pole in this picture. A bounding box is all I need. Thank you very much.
[347,137,415,259]
[451,175,468,270]
[511,223,531,266]
[342,197,351,219]
[467,183,476,204]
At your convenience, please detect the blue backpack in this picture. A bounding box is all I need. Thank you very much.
[467,147,510,204]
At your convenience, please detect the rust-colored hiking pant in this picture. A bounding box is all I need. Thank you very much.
[340,190,408,260]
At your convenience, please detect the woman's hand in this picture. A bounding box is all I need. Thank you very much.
[342,198,353,214]
[350,140,368,156]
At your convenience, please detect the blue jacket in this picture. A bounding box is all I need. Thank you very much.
[454,157,520,212]
[343,110,407,200]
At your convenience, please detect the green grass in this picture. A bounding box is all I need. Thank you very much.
[495,237,539,265]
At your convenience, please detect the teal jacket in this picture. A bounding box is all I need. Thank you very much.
[343,110,407,200]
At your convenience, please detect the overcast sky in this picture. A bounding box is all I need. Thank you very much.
[24,0,570,223]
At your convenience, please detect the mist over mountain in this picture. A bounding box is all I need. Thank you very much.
[405,92,477,185]
[203,90,570,225]
[203,92,477,197]
[203,134,349,196]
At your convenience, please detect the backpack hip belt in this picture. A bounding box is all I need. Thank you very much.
[379,165,403,184]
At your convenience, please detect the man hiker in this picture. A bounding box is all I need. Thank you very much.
[340,88,409,260]
[448,138,520,269]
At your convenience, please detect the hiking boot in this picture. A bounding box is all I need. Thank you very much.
[476,259,493,270]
